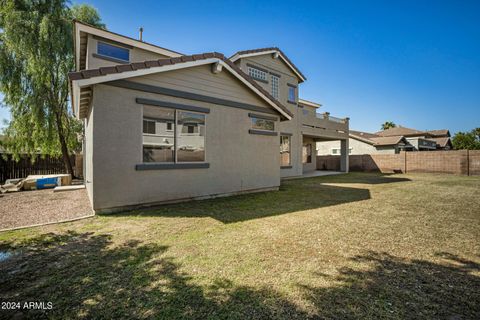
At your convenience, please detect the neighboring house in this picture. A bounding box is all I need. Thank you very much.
[69,21,349,212]
[317,130,412,155]
[318,126,452,156]
[375,126,452,150]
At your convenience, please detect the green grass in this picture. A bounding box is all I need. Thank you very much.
[0,173,479,319]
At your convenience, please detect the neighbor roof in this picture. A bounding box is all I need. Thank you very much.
[375,126,425,137]
[370,136,406,146]
[431,137,452,148]
[426,129,450,137]
[69,52,293,120]
[229,47,306,82]
[349,130,406,146]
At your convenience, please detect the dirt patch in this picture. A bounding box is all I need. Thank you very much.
[0,189,93,231]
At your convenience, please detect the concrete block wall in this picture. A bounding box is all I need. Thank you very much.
[317,150,480,176]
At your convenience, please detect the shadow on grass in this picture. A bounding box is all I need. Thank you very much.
[301,251,480,319]
[0,231,308,319]
[119,181,371,223]
[315,172,412,185]
[1,232,479,319]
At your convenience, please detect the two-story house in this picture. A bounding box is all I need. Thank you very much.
[69,21,350,212]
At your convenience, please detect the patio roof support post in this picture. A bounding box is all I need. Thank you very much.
[340,139,349,173]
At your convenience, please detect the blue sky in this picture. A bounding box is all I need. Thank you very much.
[1,0,479,134]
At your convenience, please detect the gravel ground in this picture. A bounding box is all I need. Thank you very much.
[0,188,93,231]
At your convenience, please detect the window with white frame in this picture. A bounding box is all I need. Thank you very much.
[271,75,279,99]
[142,105,206,163]
[248,67,267,81]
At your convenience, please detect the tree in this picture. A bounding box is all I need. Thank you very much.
[452,128,480,150]
[381,121,396,130]
[0,1,105,177]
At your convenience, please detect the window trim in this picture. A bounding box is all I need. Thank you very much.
[249,114,276,133]
[247,65,268,83]
[271,74,279,99]
[140,102,208,167]
[280,134,292,167]
[96,41,130,63]
[287,84,297,104]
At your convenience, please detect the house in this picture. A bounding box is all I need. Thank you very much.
[318,126,452,156]
[375,126,452,150]
[69,21,349,212]
[317,130,412,155]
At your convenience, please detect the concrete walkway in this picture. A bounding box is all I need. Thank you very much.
[282,170,345,180]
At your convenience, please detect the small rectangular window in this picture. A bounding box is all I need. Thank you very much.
[251,117,275,131]
[97,41,129,62]
[288,86,296,102]
[271,75,279,99]
[143,120,156,134]
[280,135,291,166]
[248,67,267,81]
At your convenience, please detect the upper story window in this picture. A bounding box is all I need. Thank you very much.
[288,86,296,102]
[248,67,267,81]
[271,75,279,99]
[97,41,130,62]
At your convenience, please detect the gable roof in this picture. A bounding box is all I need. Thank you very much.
[229,47,306,82]
[426,129,450,137]
[431,137,452,148]
[349,130,406,146]
[69,52,293,120]
[375,126,425,137]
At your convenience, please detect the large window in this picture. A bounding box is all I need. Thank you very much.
[142,106,205,163]
[271,75,279,99]
[288,86,296,102]
[302,143,312,164]
[177,111,206,162]
[248,67,267,81]
[97,41,130,62]
[280,135,291,166]
[251,117,275,131]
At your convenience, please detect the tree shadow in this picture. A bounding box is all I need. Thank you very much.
[115,181,371,223]
[0,231,309,319]
[299,251,480,319]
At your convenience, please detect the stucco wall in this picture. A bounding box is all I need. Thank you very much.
[87,71,281,210]
[86,35,170,70]
[317,138,397,155]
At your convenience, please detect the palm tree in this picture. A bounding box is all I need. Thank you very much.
[381,121,396,130]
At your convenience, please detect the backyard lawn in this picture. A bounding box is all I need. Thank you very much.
[0,173,479,319]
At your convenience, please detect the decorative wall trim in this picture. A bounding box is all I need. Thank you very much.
[249,129,278,136]
[280,132,293,136]
[287,83,297,88]
[281,165,292,169]
[107,80,278,115]
[248,113,278,121]
[287,101,297,105]
[136,163,210,170]
[136,97,210,113]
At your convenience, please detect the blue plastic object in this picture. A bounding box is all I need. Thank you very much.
[36,177,58,189]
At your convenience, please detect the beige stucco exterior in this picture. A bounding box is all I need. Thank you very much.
[84,69,281,211]
[86,35,171,70]
[72,24,351,211]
